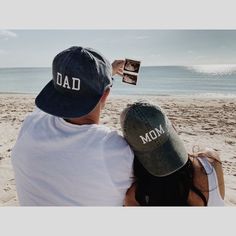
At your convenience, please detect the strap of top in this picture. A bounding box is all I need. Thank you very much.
[197,157,225,206]
[197,157,217,191]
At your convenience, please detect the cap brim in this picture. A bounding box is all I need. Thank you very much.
[35,80,102,118]
[134,126,188,177]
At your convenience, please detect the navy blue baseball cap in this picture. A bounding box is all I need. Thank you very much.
[35,46,113,118]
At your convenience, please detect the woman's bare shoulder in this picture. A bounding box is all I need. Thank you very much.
[190,149,225,199]
[196,148,221,163]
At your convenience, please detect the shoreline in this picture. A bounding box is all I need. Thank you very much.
[1,92,236,99]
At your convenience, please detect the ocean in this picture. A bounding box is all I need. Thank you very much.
[0,65,236,97]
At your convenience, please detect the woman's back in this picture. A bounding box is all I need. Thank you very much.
[120,101,225,207]
[125,152,225,206]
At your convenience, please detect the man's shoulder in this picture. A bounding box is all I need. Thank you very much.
[23,107,47,122]
[18,107,62,141]
[94,125,124,141]
[103,129,134,158]
[19,108,46,130]
[102,130,134,183]
[104,129,129,146]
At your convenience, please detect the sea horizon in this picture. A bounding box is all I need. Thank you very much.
[1,63,236,68]
[0,64,236,96]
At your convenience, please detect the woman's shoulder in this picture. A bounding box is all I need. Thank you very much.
[197,148,221,163]
[190,148,225,200]
[192,149,223,180]
[190,148,222,170]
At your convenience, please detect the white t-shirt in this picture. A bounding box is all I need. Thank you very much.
[11,108,134,206]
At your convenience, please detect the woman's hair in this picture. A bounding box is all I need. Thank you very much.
[133,156,208,206]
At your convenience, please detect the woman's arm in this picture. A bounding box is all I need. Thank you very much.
[124,183,140,206]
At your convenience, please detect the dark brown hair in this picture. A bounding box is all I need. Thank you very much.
[133,156,207,206]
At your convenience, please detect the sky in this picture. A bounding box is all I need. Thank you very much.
[0,30,236,67]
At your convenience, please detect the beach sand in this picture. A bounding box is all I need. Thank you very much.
[0,93,236,206]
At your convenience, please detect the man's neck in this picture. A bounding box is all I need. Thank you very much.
[64,108,101,125]
[64,99,104,125]
[64,117,99,125]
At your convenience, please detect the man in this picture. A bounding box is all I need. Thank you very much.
[11,46,134,206]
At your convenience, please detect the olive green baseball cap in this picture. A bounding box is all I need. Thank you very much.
[120,101,188,177]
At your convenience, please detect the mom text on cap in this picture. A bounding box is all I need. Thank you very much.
[139,124,165,144]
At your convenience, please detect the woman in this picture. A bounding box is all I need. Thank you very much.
[120,101,225,206]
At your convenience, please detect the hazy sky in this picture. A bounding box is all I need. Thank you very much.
[0,30,236,67]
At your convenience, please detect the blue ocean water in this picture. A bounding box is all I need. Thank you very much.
[0,65,236,96]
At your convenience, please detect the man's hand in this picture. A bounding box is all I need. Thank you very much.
[112,60,125,76]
